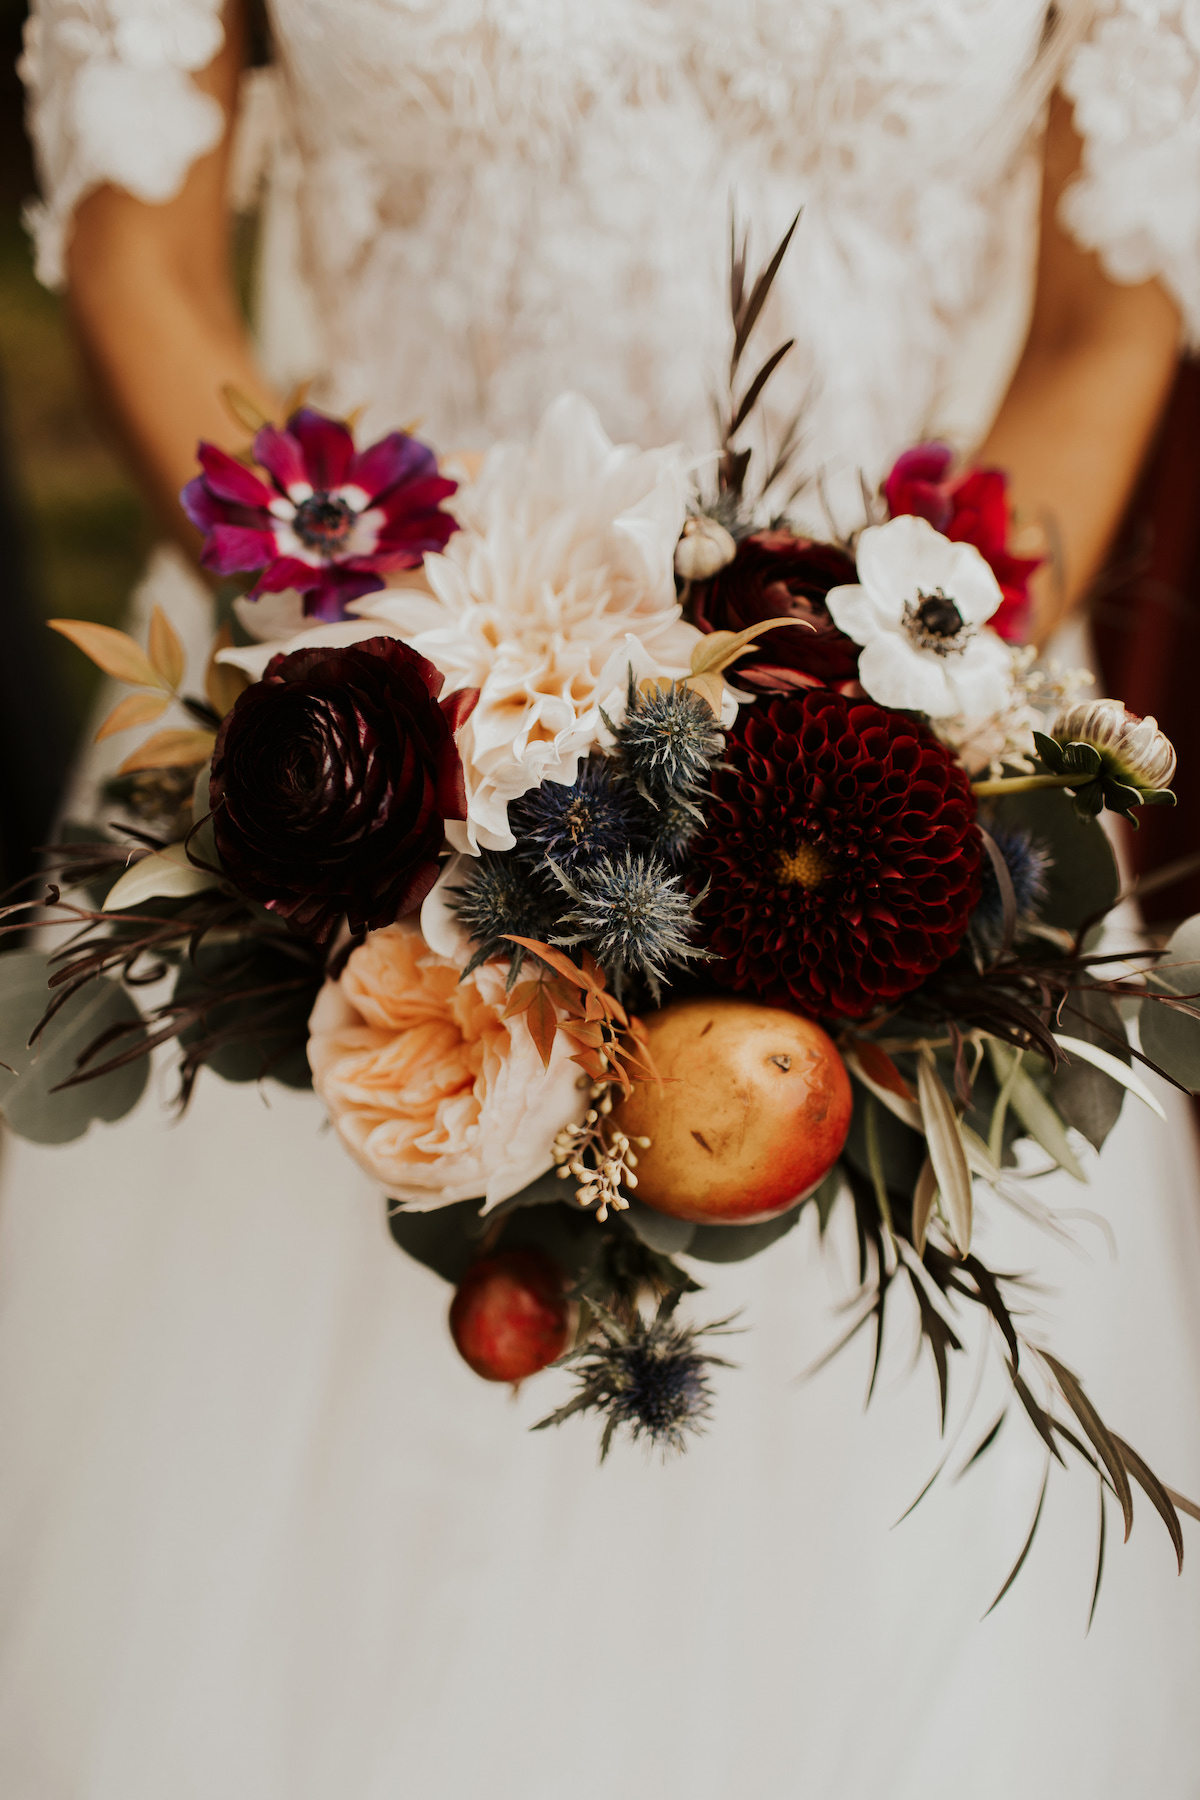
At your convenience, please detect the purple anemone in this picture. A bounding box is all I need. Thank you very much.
[182,407,459,622]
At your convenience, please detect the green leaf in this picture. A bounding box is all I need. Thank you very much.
[1050,990,1129,1150]
[622,1198,695,1256]
[986,1040,1088,1182]
[1140,914,1200,1093]
[688,1204,804,1263]
[0,950,148,1142]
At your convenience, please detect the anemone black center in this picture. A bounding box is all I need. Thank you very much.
[293,492,355,554]
[903,587,969,656]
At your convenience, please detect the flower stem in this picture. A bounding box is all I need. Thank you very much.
[969,773,1078,797]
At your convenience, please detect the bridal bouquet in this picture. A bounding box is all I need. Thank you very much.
[6,224,1200,1605]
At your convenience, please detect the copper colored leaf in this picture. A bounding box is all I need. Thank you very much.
[501,980,542,1020]
[117,729,218,775]
[504,936,586,989]
[147,604,185,690]
[688,615,797,679]
[48,619,165,690]
[205,624,250,719]
[220,383,271,434]
[558,1019,606,1048]
[571,1049,609,1080]
[854,1038,916,1104]
[524,985,558,1071]
[94,691,171,742]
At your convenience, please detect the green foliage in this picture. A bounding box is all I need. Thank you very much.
[1051,988,1129,1150]
[0,948,147,1141]
[986,785,1119,936]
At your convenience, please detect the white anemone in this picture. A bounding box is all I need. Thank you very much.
[826,515,1012,719]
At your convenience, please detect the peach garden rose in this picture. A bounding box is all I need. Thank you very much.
[307,923,585,1210]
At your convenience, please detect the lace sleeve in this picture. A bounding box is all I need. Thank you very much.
[1061,0,1200,345]
[19,0,228,290]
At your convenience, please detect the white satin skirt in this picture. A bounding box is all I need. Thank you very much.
[0,1046,1198,1799]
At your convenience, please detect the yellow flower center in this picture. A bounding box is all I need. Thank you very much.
[776,843,831,890]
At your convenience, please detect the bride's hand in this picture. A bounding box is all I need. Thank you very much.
[64,0,277,556]
[979,91,1181,645]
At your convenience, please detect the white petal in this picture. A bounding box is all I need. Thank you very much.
[946,635,1015,718]
[857,635,957,716]
[825,583,891,646]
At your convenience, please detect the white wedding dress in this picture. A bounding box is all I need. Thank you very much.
[6,2,1200,1795]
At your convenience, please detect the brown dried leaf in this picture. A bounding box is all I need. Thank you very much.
[501,980,542,1020]
[94,691,171,742]
[917,1049,973,1254]
[911,1155,937,1258]
[504,936,586,989]
[147,605,185,691]
[117,729,217,775]
[558,1019,606,1048]
[524,985,558,1071]
[571,1049,609,1080]
[48,619,164,690]
[205,624,250,719]
[1113,1434,1184,1573]
[1042,1352,1134,1542]
[220,383,271,434]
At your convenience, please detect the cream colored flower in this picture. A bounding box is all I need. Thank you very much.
[219,394,739,851]
[308,923,585,1211]
[1052,699,1177,793]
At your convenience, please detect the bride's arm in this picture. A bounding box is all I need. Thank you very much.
[64,0,276,546]
[978,92,1181,642]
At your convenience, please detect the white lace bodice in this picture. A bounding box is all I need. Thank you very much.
[19,0,1200,497]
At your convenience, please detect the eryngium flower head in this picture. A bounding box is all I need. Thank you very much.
[210,638,475,945]
[611,676,725,808]
[534,1300,734,1460]
[552,849,702,1000]
[690,529,861,693]
[182,407,458,621]
[448,850,562,982]
[1051,700,1177,795]
[508,758,640,873]
[972,823,1051,957]
[689,689,982,1020]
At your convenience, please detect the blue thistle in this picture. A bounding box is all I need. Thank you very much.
[609,674,724,810]
[550,848,704,1000]
[508,758,640,874]
[973,823,1052,956]
[448,851,564,984]
[534,1297,737,1460]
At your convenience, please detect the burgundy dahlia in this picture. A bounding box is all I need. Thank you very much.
[182,407,459,622]
[884,444,1041,643]
[690,530,861,693]
[689,689,981,1020]
[210,638,476,945]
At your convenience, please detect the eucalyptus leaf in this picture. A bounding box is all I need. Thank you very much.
[986,1040,1088,1182]
[1050,989,1129,1150]
[0,950,148,1142]
[622,1199,696,1256]
[688,1204,804,1263]
[1140,914,1200,1093]
[986,786,1119,935]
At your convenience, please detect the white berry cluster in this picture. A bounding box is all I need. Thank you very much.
[553,1083,650,1224]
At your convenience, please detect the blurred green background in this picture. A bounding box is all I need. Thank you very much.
[0,0,150,735]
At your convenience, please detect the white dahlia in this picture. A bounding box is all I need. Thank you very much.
[220,394,726,852]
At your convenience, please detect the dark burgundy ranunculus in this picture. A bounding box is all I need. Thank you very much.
[884,444,1042,642]
[690,530,862,693]
[689,689,981,1021]
[210,637,476,945]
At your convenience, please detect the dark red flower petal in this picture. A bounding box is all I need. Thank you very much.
[288,407,356,490]
[194,442,277,511]
[691,531,860,693]
[252,422,312,496]
[350,432,439,501]
[200,524,281,577]
[689,689,981,1021]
